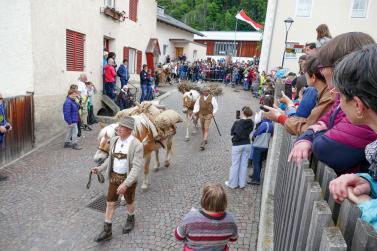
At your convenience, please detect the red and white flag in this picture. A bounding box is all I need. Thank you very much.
[235,10,263,31]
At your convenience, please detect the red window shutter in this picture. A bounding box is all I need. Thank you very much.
[129,0,138,22]
[123,47,129,63]
[66,29,85,71]
[136,50,142,73]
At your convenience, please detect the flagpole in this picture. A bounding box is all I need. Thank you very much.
[234,17,238,62]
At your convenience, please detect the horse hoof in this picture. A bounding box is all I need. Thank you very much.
[141,184,148,191]
[164,162,170,168]
[153,167,160,172]
[185,138,190,142]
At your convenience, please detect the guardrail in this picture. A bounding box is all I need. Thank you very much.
[258,124,377,250]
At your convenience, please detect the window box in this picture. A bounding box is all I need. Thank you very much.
[103,7,126,21]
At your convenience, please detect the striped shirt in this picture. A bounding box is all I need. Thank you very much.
[175,208,238,251]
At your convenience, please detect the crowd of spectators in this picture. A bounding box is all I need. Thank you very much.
[256,27,377,231]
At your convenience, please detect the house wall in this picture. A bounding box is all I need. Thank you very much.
[0,0,34,97]
[28,0,156,144]
[262,0,377,73]
[157,22,195,63]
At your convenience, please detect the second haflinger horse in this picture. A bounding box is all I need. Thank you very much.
[182,89,200,141]
[93,101,182,190]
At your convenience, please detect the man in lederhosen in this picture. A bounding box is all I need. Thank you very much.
[193,86,218,150]
[91,116,143,242]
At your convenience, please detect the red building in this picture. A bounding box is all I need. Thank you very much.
[194,31,262,62]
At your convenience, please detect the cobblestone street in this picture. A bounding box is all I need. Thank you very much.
[0,85,261,251]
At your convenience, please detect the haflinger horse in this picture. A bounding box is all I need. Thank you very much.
[93,102,176,191]
[182,89,200,141]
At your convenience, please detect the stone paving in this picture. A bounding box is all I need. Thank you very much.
[0,84,261,251]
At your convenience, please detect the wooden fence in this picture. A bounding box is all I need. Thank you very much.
[0,94,34,167]
[259,124,377,250]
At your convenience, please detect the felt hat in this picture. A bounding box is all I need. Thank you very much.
[119,116,134,130]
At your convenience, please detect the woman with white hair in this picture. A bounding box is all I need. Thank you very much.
[104,58,117,100]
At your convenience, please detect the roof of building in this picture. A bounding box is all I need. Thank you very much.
[157,8,204,36]
[194,31,262,41]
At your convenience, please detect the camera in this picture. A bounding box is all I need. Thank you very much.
[5,124,10,130]
[236,110,240,119]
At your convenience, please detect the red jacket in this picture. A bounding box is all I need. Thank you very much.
[104,64,116,83]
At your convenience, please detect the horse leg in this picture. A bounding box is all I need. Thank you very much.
[191,111,197,134]
[164,138,173,168]
[153,149,161,172]
[185,113,190,141]
[141,153,151,191]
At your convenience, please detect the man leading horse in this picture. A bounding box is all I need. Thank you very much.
[91,116,143,241]
[192,86,218,151]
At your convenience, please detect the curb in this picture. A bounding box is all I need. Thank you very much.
[156,89,177,101]
[0,131,66,170]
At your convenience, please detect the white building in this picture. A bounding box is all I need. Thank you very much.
[194,31,262,62]
[156,6,206,63]
[260,0,377,73]
[0,0,157,144]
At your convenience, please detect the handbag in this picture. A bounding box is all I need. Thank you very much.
[253,122,271,148]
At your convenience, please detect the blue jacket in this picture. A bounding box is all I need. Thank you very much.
[117,64,129,82]
[253,119,274,138]
[356,173,377,231]
[295,87,318,118]
[140,70,148,86]
[0,103,8,144]
[63,96,79,125]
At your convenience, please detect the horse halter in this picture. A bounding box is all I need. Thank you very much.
[97,146,109,154]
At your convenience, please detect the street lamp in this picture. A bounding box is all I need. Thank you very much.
[281,17,294,68]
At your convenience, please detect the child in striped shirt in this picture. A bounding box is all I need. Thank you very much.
[175,183,238,251]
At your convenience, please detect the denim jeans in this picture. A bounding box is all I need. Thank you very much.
[145,85,153,100]
[140,84,148,102]
[251,147,268,182]
[104,82,115,100]
[228,144,251,188]
[65,123,78,144]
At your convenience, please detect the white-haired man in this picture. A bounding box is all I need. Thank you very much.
[91,116,143,241]
[77,73,92,131]
[193,87,218,150]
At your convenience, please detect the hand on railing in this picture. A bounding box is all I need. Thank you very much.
[329,174,371,204]
[288,140,312,166]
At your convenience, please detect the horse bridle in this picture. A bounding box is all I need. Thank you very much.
[97,147,109,154]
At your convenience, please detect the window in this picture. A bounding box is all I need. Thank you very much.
[104,0,115,8]
[296,0,312,17]
[351,0,369,18]
[163,45,168,55]
[129,0,138,22]
[214,42,237,56]
[66,29,85,71]
[129,48,136,74]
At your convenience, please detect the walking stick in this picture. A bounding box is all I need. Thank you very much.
[212,115,222,136]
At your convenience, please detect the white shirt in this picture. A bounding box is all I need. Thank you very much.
[112,135,134,174]
[77,80,88,96]
[193,95,218,114]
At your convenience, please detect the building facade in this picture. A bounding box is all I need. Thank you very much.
[0,0,157,145]
[156,6,206,64]
[259,0,377,73]
[194,31,262,62]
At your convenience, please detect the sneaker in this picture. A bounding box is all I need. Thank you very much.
[64,142,72,148]
[224,181,237,189]
[72,144,82,150]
